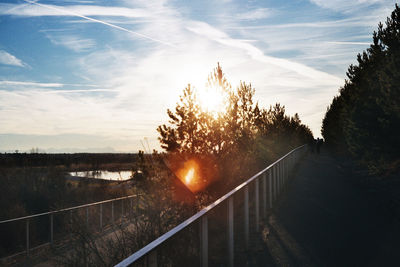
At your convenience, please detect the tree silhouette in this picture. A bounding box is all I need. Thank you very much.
[157,84,205,154]
[158,63,314,190]
[322,4,400,174]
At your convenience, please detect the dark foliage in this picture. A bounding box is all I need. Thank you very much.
[322,4,400,174]
[0,153,137,169]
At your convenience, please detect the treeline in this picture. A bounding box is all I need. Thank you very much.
[158,63,313,194]
[0,153,137,169]
[322,4,400,174]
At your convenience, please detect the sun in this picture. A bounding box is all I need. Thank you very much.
[197,86,226,116]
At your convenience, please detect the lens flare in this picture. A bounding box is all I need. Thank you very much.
[185,168,195,184]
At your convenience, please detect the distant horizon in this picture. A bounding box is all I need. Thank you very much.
[1,0,397,152]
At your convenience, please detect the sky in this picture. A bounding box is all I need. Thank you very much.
[0,0,397,153]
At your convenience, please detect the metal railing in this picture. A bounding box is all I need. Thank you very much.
[116,145,307,267]
[0,193,141,260]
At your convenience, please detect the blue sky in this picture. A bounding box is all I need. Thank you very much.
[0,0,397,152]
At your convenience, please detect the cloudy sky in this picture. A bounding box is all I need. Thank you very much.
[0,0,397,152]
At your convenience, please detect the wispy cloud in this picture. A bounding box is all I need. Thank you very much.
[186,21,342,83]
[42,88,114,94]
[45,33,96,52]
[236,8,272,20]
[0,80,98,88]
[326,41,371,45]
[0,50,28,67]
[0,3,150,18]
[309,0,385,12]
[20,0,176,47]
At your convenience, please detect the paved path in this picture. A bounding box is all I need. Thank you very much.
[269,150,400,266]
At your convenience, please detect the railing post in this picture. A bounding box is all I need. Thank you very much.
[86,206,89,227]
[281,160,284,186]
[100,204,103,230]
[269,170,273,208]
[148,250,157,267]
[26,219,29,256]
[70,210,73,237]
[112,201,114,223]
[280,161,283,192]
[284,158,287,183]
[244,186,249,248]
[255,179,259,232]
[201,215,208,267]
[50,213,54,244]
[122,199,124,218]
[262,172,267,218]
[130,198,133,218]
[274,165,277,201]
[227,197,234,267]
[277,162,281,195]
[284,159,287,185]
[281,159,285,186]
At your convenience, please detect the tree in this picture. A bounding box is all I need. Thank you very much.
[157,84,205,154]
[158,63,314,192]
[322,4,400,173]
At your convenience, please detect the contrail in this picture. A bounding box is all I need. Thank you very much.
[24,0,176,48]
[5,0,38,14]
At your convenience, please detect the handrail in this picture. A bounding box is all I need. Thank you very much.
[0,194,141,224]
[116,145,306,267]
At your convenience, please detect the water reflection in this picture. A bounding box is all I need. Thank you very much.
[69,170,132,181]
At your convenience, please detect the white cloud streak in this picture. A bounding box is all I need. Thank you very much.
[326,41,371,45]
[0,50,27,67]
[2,1,176,47]
[0,80,98,88]
[45,34,96,52]
[0,2,150,18]
[236,8,272,20]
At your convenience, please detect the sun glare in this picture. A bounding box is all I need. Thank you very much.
[176,159,204,192]
[197,86,225,116]
[185,168,195,184]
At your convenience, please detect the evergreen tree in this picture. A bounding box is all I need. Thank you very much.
[322,4,400,173]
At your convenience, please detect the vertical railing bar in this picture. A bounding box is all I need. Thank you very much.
[284,158,287,184]
[201,215,208,267]
[280,161,283,192]
[284,158,287,185]
[279,159,285,189]
[122,199,124,218]
[278,162,281,195]
[255,178,260,232]
[274,165,277,201]
[282,159,284,188]
[86,206,89,228]
[50,213,54,244]
[244,185,249,249]
[26,219,29,256]
[70,209,73,238]
[227,197,234,267]
[269,170,273,208]
[112,201,114,223]
[100,204,103,231]
[130,198,133,218]
[262,172,267,218]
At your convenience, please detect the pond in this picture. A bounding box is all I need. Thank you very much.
[69,170,133,181]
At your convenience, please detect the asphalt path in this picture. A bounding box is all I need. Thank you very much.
[272,150,400,266]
